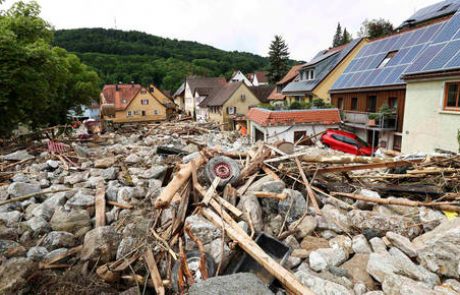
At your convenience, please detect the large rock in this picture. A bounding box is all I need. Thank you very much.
[81,226,121,262]
[101,167,118,180]
[0,257,37,294]
[140,165,166,179]
[412,217,460,278]
[0,211,23,226]
[348,210,421,239]
[7,182,40,197]
[419,207,447,231]
[295,264,353,295]
[238,194,263,231]
[94,157,116,169]
[24,216,50,235]
[386,232,417,258]
[352,234,372,254]
[382,274,436,295]
[50,207,91,237]
[278,189,306,224]
[26,246,48,261]
[309,247,348,271]
[64,172,88,185]
[2,150,34,161]
[317,204,351,233]
[42,231,77,250]
[366,252,399,283]
[66,189,95,208]
[188,273,274,295]
[0,239,26,257]
[300,236,329,253]
[184,215,221,249]
[342,254,376,290]
[289,215,317,239]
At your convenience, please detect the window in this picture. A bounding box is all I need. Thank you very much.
[393,134,402,152]
[367,96,377,112]
[141,99,149,105]
[389,97,398,110]
[331,134,360,147]
[240,94,246,101]
[142,111,146,116]
[154,110,160,115]
[133,110,141,116]
[309,70,315,80]
[337,97,344,110]
[378,51,398,68]
[351,97,358,111]
[444,82,460,111]
[127,111,132,117]
[295,96,302,102]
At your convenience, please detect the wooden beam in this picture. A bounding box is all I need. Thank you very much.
[308,159,422,175]
[95,183,106,227]
[194,183,242,218]
[155,153,206,208]
[253,192,287,200]
[295,157,321,214]
[144,248,165,295]
[201,208,314,295]
[202,177,221,205]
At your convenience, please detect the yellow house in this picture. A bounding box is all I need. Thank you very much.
[100,84,174,123]
[282,38,367,105]
[198,82,262,130]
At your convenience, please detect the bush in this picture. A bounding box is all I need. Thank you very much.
[289,101,302,110]
[257,103,275,110]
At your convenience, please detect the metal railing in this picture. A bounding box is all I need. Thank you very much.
[341,111,398,130]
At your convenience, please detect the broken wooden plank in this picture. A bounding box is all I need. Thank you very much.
[366,183,444,196]
[155,152,206,208]
[201,208,314,295]
[295,157,321,214]
[202,177,221,205]
[95,183,106,227]
[144,248,165,295]
[194,183,242,218]
[307,159,423,175]
[107,200,133,209]
[253,191,287,200]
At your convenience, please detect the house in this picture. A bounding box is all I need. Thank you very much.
[100,83,172,123]
[401,9,460,154]
[229,70,253,86]
[247,108,341,143]
[282,38,367,106]
[249,85,276,104]
[329,1,459,152]
[198,82,262,130]
[176,76,227,119]
[247,71,269,86]
[268,64,304,105]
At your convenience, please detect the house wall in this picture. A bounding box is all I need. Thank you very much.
[231,71,252,86]
[184,83,195,117]
[174,95,185,111]
[207,84,261,129]
[248,121,337,143]
[315,40,368,102]
[113,90,166,123]
[402,79,460,154]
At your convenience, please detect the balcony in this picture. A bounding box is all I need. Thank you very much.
[341,111,398,131]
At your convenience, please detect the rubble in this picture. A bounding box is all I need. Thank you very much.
[0,119,459,294]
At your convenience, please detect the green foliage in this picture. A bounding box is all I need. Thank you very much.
[358,19,394,39]
[379,103,393,115]
[368,113,380,120]
[0,1,100,136]
[257,103,275,110]
[332,23,352,47]
[53,28,271,91]
[289,101,302,110]
[267,35,290,84]
[312,98,333,109]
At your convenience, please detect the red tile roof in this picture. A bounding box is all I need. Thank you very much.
[101,84,142,110]
[267,88,286,101]
[247,108,341,127]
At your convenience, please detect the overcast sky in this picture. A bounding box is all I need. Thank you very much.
[2,0,441,60]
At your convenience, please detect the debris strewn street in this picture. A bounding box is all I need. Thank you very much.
[0,119,459,294]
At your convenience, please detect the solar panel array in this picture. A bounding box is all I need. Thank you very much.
[398,0,460,28]
[332,21,446,91]
[406,11,460,74]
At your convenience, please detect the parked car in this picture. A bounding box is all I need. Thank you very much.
[321,129,376,156]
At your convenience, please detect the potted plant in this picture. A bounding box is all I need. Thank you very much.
[368,113,379,126]
[378,103,396,128]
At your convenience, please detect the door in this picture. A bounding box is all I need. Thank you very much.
[254,128,265,142]
[367,96,377,113]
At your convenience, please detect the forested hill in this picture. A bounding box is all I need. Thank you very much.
[53,28,270,91]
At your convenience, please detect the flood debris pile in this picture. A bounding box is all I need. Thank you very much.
[0,120,459,295]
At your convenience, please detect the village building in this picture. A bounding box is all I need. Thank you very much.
[329,1,460,152]
[282,39,367,106]
[246,108,341,143]
[229,70,253,86]
[198,82,262,130]
[100,83,174,123]
[247,71,269,86]
[401,10,460,154]
[268,64,304,106]
[173,76,227,119]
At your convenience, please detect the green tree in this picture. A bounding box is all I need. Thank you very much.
[358,19,394,39]
[0,1,100,136]
[342,28,352,45]
[332,23,343,47]
[267,35,290,84]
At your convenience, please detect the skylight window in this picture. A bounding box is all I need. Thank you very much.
[378,51,398,68]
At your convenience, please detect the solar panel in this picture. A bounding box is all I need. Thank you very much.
[423,39,460,71]
[370,67,393,86]
[386,48,410,66]
[406,43,446,73]
[433,13,460,42]
[445,50,460,68]
[383,65,407,84]
[360,69,379,86]
[417,23,443,44]
[399,31,416,48]
[406,29,424,45]
[399,44,426,64]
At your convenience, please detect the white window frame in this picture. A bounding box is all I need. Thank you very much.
[127,111,132,117]
[141,99,149,105]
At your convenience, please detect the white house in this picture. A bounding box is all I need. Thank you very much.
[230,70,252,86]
[247,107,341,143]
